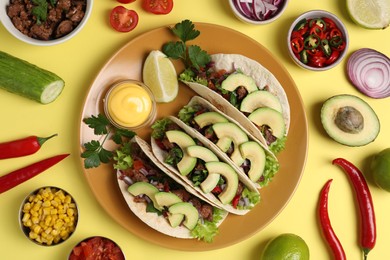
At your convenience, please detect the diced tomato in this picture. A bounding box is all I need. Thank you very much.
[133,159,144,170]
[110,6,139,32]
[142,0,174,15]
[232,195,240,208]
[69,237,125,260]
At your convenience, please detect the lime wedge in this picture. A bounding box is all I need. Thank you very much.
[142,50,178,103]
[347,0,390,29]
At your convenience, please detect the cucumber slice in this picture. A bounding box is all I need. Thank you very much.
[0,51,65,104]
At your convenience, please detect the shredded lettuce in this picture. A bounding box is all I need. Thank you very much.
[269,135,287,155]
[113,142,133,170]
[177,104,199,124]
[191,208,226,243]
[151,118,172,139]
[259,155,280,187]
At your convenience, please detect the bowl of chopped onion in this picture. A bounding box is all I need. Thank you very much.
[229,0,289,24]
[19,186,79,246]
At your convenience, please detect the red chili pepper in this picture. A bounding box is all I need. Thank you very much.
[319,179,346,260]
[333,158,376,260]
[325,50,340,65]
[0,134,57,160]
[0,154,69,194]
[291,37,304,54]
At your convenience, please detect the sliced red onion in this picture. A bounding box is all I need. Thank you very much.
[233,0,284,21]
[347,48,390,99]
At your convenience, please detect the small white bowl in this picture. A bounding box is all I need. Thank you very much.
[287,10,349,71]
[0,0,93,46]
[229,0,290,25]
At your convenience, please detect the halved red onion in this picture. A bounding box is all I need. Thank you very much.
[347,48,390,99]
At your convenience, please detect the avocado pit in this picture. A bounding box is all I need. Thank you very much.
[334,106,364,134]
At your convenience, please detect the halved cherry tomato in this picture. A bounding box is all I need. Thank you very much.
[110,6,139,32]
[142,0,174,15]
[117,0,136,3]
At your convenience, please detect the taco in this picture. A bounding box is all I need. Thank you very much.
[150,116,260,215]
[177,96,279,188]
[116,135,228,242]
[179,53,290,154]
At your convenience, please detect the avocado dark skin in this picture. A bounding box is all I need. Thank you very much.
[334,106,364,134]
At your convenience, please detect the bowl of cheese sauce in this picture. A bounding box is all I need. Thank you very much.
[104,80,156,130]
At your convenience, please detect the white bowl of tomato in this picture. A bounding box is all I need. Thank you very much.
[287,10,349,71]
[0,0,93,46]
[68,236,125,260]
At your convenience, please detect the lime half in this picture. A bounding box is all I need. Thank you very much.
[347,0,390,29]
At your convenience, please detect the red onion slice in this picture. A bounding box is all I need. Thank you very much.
[347,48,390,99]
[233,0,284,21]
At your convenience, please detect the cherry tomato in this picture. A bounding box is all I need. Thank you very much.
[117,0,136,3]
[110,6,139,32]
[142,0,174,14]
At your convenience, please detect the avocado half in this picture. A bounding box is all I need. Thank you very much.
[321,94,380,147]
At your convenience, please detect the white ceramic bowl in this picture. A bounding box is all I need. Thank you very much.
[229,0,290,25]
[287,10,349,71]
[0,0,93,46]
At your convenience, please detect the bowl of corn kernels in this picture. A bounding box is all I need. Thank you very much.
[19,186,79,246]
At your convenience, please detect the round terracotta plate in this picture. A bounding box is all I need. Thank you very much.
[79,22,308,251]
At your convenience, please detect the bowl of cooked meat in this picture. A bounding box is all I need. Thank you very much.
[0,0,93,46]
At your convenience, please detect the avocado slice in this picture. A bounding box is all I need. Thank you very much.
[194,111,228,128]
[186,145,219,163]
[186,145,221,193]
[221,73,258,93]
[127,182,162,211]
[215,137,233,152]
[205,161,239,205]
[168,202,199,230]
[239,141,266,183]
[240,90,283,114]
[166,130,197,176]
[247,107,286,139]
[321,94,380,146]
[154,192,184,228]
[212,122,249,166]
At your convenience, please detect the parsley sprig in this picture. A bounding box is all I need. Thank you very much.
[162,20,211,70]
[81,114,135,169]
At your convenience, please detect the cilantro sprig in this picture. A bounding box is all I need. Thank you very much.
[162,20,211,71]
[81,114,135,169]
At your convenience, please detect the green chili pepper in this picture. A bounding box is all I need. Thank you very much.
[294,18,307,31]
[304,35,320,50]
[330,36,343,47]
[300,50,308,64]
[309,18,327,31]
[321,39,332,57]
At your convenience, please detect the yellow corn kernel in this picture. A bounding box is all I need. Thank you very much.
[24,219,32,227]
[50,200,58,207]
[42,200,51,208]
[22,213,30,223]
[23,202,31,211]
[53,236,61,244]
[29,231,38,240]
[60,230,69,240]
[51,229,59,236]
[43,207,51,216]
[50,208,58,215]
[31,216,39,224]
[32,225,41,234]
[66,208,74,217]
[44,216,52,226]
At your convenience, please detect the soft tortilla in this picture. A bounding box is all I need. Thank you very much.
[151,116,260,215]
[180,96,278,188]
[117,136,228,239]
[183,53,290,147]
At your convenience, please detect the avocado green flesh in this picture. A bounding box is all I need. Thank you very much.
[200,173,221,193]
[194,111,228,128]
[216,137,233,152]
[168,202,199,230]
[239,141,266,183]
[186,145,219,163]
[321,94,380,146]
[248,107,286,139]
[212,122,249,166]
[240,90,283,114]
[221,73,258,93]
[205,161,239,205]
[154,192,184,228]
[127,182,162,210]
[166,130,197,176]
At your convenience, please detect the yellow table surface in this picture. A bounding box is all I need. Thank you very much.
[1,0,389,259]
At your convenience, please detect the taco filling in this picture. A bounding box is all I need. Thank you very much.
[151,118,260,211]
[115,140,226,242]
[178,102,280,187]
[180,66,287,154]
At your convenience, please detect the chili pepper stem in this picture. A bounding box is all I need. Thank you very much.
[37,134,58,146]
[363,248,370,260]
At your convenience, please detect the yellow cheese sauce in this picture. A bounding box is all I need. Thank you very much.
[105,81,155,129]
